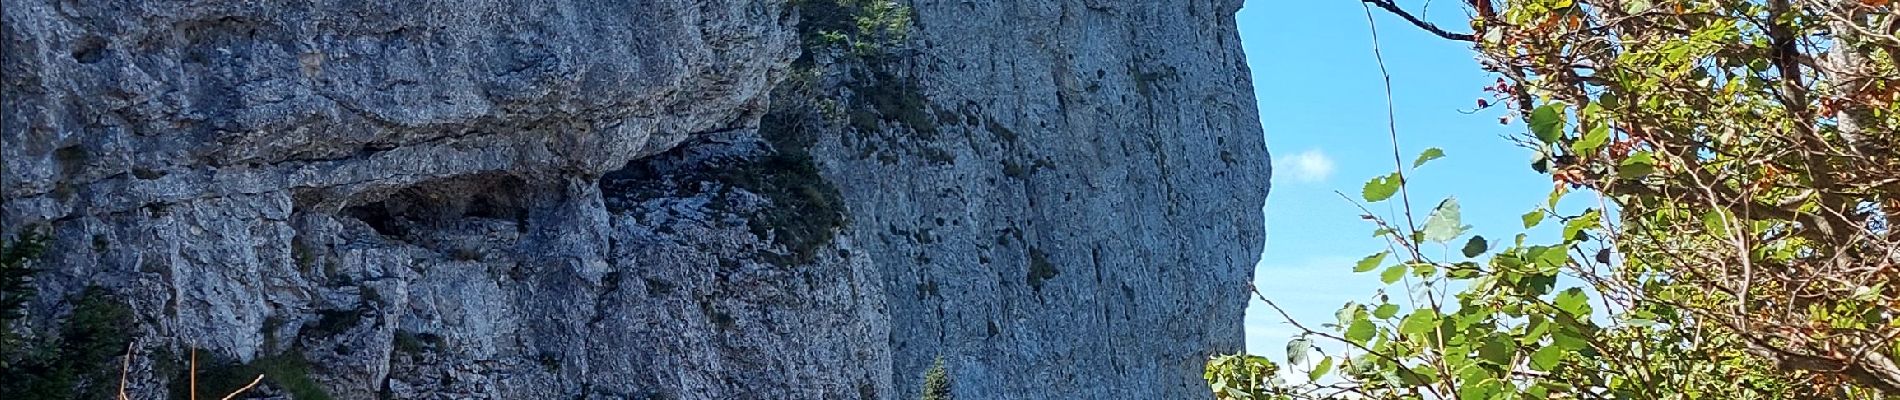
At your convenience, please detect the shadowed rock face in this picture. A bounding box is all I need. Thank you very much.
[0,0,1266,398]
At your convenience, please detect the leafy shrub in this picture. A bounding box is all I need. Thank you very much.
[1212,0,1900,397]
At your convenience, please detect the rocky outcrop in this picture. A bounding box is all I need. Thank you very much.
[0,0,1266,398]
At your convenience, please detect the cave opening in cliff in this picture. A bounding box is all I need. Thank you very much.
[339,173,532,249]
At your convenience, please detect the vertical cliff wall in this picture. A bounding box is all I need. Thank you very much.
[790,1,1269,398]
[0,0,1267,398]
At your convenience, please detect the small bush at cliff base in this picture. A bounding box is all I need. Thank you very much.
[1,287,137,399]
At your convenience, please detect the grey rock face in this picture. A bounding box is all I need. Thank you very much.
[796,1,1269,398]
[0,0,1266,398]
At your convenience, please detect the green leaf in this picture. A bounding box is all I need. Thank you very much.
[1623,0,1651,13]
[1530,103,1567,143]
[1529,344,1565,371]
[1702,209,1733,237]
[1354,251,1389,273]
[1523,273,1558,296]
[1530,245,1569,271]
[1310,356,1335,382]
[1399,365,1437,386]
[1618,152,1656,178]
[1447,261,1481,279]
[1535,382,1575,397]
[1381,264,1408,284]
[1462,235,1489,258]
[1411,262,1438,278]
[1374,303,1400,319]
[1455,363,1492,385]
[1522,210,1546,228]
[1855,282,1887,301]
[1346,316,1377,344]
[1562,210,1600,242]
[1599,91,1622,108]
[1458,378,1503,400]
[1399,309,1439,336]
[1576,124,1610,155]
[1413,147,1445,168]
[1287,337,1312,366]
[1362,173,1402,202]
[1421,198,1469,243]
[1552,329,1589,351]
[1478,336,1513,366]
[1580,98,1605,119]
[1555,288,1592,318]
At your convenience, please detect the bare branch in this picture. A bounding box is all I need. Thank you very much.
[1361,0,1475,42]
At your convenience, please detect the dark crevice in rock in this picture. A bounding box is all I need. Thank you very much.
[339,173,530,257]
[343,202,405,238]
[70,36,106,64]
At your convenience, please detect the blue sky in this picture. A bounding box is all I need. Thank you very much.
[1234,0,1560,363]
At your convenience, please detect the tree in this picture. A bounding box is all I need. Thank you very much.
[0,229,47,367]
[921,357,953,400]
[1212,0,1899,398]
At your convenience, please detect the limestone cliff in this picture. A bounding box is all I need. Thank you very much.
[0,0,1267,398]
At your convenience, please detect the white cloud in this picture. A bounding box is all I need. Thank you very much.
[1279,149,1335,183]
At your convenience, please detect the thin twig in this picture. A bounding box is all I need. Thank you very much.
[1250,285,1413,370]
[217,375,266,400]
[118,340,136,400]
[1363,1,1424,262]
[190,349,197,400]
[1361,0,1476,42]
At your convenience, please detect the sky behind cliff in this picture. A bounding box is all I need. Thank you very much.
[1234,0,1568,368]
